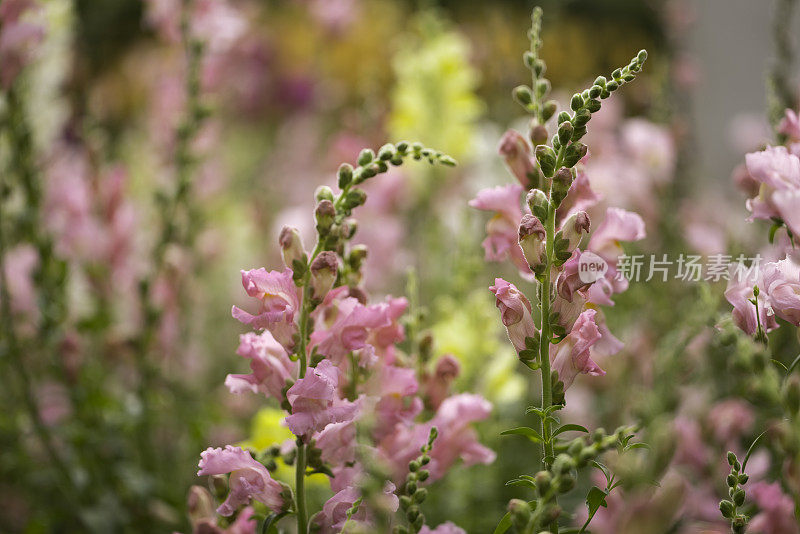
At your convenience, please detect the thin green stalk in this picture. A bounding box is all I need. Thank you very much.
[539,204,556,467]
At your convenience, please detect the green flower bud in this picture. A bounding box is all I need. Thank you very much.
[408,460,420,472]
[357,148,375,166]
[551,167,573,206]
[535,145,557,177]
[553,454,575,475]
[399,495,411,510]
[637,49,648,62]
[783,375,800,414]
[406,481,417,494]
[557,111,572,125]
[413,488,427,503]
[558,473,576,493]
[536,79,551,98]
[513,85,534,106]
[526,188,549,220]
[523,51,535,69]
[588,85,602,99]
[570,93,584,111]
[738,473,749,485]
[733,488,745,506]
[378,143,395,161]
[342,188,367,210]
[315,200,336,234]
[507,499,531,530]
[573,108,591,127]
[558,121,573,145]
[315,185,335,202]
[585,99,601,113]
[727,474,738,487]
[338,163,354,189]
[563,142,588,168]
[279,226,307,272]
[542,100,557,122]
[719,499,735,519]
[727,451,738,466]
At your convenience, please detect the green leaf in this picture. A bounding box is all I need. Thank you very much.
[505,477,537,489]
[625,442,651,452]
[742,430,768,471]
[591,461,611,483]
[261,511,291,534]
[493,512,512,534]
[522,360,541,371]
[772,359,789,372]
[586,486,608,516]
[786,353,800,376]
[500,427,544,443]
[553,424,590,437]
[769,222,782,244]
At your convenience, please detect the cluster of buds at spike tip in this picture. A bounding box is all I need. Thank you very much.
[395,428,437,534]
[719,451,749,533]
[513,6,557,142]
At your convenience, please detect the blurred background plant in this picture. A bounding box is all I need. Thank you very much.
[1,0,799,532]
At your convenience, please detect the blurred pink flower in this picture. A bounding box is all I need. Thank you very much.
[779,109,800,141]
[225,331,297,401]
[724,264,778,336]
[707,399,754,444]
[424,354,461,410]
[745,146,800,223]
[748,482,799,534]
[420,522,467,534]
[2,244,38,317]
[197,446,285,516]
[0,0,43,88]
[498,129,537,186]
[469,184,530,275]
[761,253,800,326]
[313,482,398,534]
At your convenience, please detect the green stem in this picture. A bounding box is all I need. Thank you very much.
[539,204,556,468]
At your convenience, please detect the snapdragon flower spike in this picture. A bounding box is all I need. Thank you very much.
[231,268,301,352]
[197,445,288,516]
[489,278,539,355]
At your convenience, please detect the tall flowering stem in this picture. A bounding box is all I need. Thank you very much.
[478,8,648,533]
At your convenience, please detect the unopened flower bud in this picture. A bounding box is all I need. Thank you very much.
[187,486,215,525]
[507,499,531,530]
[342,188,367,210]
[349,244,368,271]
[535,145,557,177]
[559,211,590,252]
[310,252,338,299]
[563,142,588,168]
[534,471,552,494]
[530,124,549,146]
[279,226,307,270]
[498,130,536,186]
[557,121,573,145]
[315,185,334,202]
[357,148,375,166]
[527,189,549,219]
[570,93,583,111]
[519,214,546,269]
[727,451,738,466]
[315,200,336,234]
[551,167,573,206]
[542,100,557,122]
[719,499,735,519]
[338,164,354,189]
[513,85,533,106]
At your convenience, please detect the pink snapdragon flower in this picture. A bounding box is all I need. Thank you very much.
[313,483,398,534]
[707,399,754,444]
[498,129,537,186]
[744,146,800,227]
[761,253,800,326]
[748,482,799,534]
[469,184,530,275]
[489,278,538,352]
[778,109,800,141]
[372,365,422,440]
[378,394,495,481]
[197,446,286,516]
[424,354,461,410]
[310,294,406,365]
[313,420,357,465]
[585,207,646,305]
[284,360,360,438]
[225,331,297,401]
[724,264,778,336]
[549,309,605,390]
[231,268,301,351]
[556,171,601,222]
